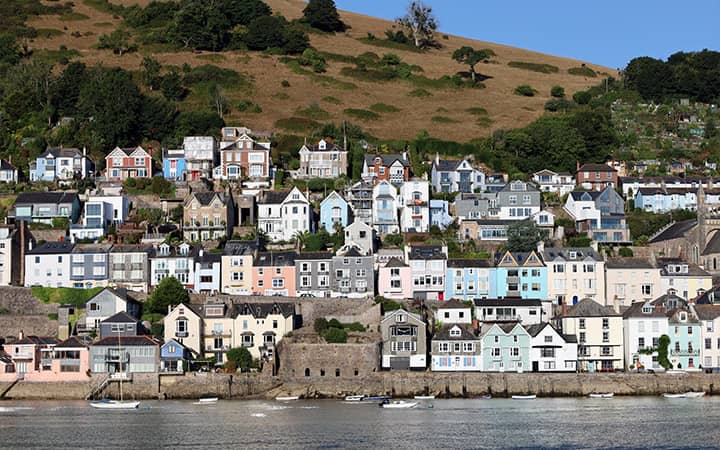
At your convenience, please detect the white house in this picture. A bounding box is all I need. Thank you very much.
[398,180,430,233]
[543,247,606,305]
[344,220,374,255]
[474,298,546,326]
[622,301,669,371]
[372,180,399,236]
[406,244,447,301]
[532,170,575,196]
[436,300,472,324]
[183,136,217,180]
[431,154,486,193]
[70,195,129,243]
[149,243,196,289]
[194,250,221,294]
[257,187,311,242]
[525,322,578,372]
[24,242,74,287]
[694,304,720,371]
[0,159,18,183]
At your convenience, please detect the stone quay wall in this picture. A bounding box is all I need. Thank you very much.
[2,372,720,400]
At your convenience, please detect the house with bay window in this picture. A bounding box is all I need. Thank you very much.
[381,309,427,370]
[12,192,80,225]
[474,298,546,327]
[372,180,399,236]
[232,302,296,360]
[257,188,311,242]
[497,181,541,221]
[479,323,531,372]
[406,244,447,301]
[220,240,258,295]
[297,139,348,179]
[319,191,350,234]
[252,251,296,297]
[295,252,333,298]
[216,129,271,180]
[149,242,196,289]
[183,191,236,241]
[30,147,92,182]
[105,146,152,181]
[431,324,481,371]
[431,154,486,194]
[163,303,203,357]
[492,251,547,300]
[399,180,430,233]
[70,244,111,289]
[445,259,493,301]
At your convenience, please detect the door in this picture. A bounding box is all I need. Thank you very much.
[532,361,539,372]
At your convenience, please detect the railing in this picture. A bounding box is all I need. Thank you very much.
[670,349,700,356]
[175,331,189,338]
[109,372,131,381]
[211,330,231,336]
[12,352,34,360]
[104,354,129,362]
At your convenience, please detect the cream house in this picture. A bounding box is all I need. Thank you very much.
[693,304,720,371]
[220,241,258,295]
[233,302,296,360]
[605,258,661,307]
[543,247,606,305]
[559,298,624,372]
[163,303,203,358]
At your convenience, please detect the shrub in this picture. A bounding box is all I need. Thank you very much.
[568,66,597,77]
[551,85,565,98]
[466,107,488,115]
[281,79,291,87]
[296,102,331,120]
[544,98,574,112]
[618,247,634,257]
[226,347,254,371]
[183,65,244,87]
[573,90,592,105]
[408,88,432,97]
[369,103,400,113]
[508,61,559,74]
[275,117,321,132]
[323,327,348,343]
[343,108,380,121]
[314,317,329,334]
[431,116,458,123]
[514,84,537,97]
[322,96,342,104]
[658,335,671,369]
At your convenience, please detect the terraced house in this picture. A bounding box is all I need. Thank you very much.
[108,244,153,293]
[331,244,374,298]
[220,240,258,295]
[543,247,605,305]
[445,259,493,301]
[492,251,547,300]
[479,323,531,372]
[295,252,333,298]
[406,244,447,301]
[70,244,111,289]
[149,243,196,290]
[105,146,152,181]
[183,191,236,241]
[253,251,297,297]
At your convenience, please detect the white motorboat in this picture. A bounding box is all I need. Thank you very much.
[275,396,300,401]
[381,401,418,409]
[90,399,140,409]
[511,395,536,400]
[589,393,614,399]
[193,397,219,405]
[684,391,705,398]
[344,395,366,402]
[414,395,435,400]
[663,393,687,398]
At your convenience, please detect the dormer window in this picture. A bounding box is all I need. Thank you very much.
[642,304,653,314]
[159,244,170,256]
[449,327,461,337]
[179,244,190,256]
[680,312,687,321]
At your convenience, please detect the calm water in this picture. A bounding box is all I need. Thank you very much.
[2,397,720,449]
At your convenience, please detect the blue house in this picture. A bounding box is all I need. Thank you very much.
[492,251,547,300]
[667,308,702,370]
[445,259,493,301]
[319,191,349,234]
[430,200,453,230]
[160,338,193,373]
[162,148,187,181]
[480,322,531,372]
[30,147,92,182]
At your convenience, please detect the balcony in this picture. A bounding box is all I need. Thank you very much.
[156,269,169,274]
[211,330,231,337]
[175,331,189,338]
[670,349,700,357]
[12,352,34,360]
[104,354,129,362]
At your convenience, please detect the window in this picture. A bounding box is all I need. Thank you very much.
[491,348,501,357]
[510,347,519,357]
[602,318,609,329]
[579,319,586,329]
[688,326,693,335]
[544,336,552,343]
[541,348,555,358]
[706,338,712,350]
[579,332,586,344]
[272,279,284,288]
[638,337,645,349]
[641,284,652,296]
[602,331,609,343]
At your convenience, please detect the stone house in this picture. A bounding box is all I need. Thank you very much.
[183,191,236,241]
[297,139,348,179]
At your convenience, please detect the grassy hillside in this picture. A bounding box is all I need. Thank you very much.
[24,0,615,142]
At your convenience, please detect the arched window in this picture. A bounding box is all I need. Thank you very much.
[304,368,310,377]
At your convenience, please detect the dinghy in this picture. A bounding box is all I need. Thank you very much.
[90,399,140,409]
[275,396,300,401]
[193,397,219,405]
[684,391,705,398]
[589,393,614,399]
[344,395,366,402]
[414,395,435,400]
[663,393,687,398]
[511,395,536,400]
[381,400,418,409]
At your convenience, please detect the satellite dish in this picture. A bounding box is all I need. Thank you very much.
[359,140,368,149]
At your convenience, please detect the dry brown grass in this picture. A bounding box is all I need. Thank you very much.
[26,0,616,141]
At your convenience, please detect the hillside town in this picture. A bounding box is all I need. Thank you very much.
[2,125,720,389]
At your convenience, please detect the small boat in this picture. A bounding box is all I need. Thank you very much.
[344,395,366,402]
[275,396,300,401]
[193,397,219,405]
[663,393,687,398]
[381,400,418,409]
[362,395,390,402]
[685,391,705,398]
[414,395,435,400]
[472,394,492,400]
[589,393,614,399]
[90,399,140,409]
[512,395,536,400]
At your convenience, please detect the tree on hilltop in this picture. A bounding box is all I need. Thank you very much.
[396,1,438,49]
[303,0,346,32]
[452,46,494,82]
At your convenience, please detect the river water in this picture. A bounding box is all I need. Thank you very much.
[1,397,720,449]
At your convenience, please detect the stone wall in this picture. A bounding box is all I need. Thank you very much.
[0,287,58,340]
[277,341,381,380]
[326,303,382,327]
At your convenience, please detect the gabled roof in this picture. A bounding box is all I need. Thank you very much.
[693,304,720,320]
[473,298,542,307]
[72,243,113,254]
[437,299,470,310]
[320,191,347,207]
[258,190,290,205]
[365,154,410,167]
[223,240,258,256]
[434,324,478,341]
[234,302,294,318]
[523,322,576,343]
[255,251,296,266]
[16,192,78,205]
[564,298,619,317]
[650,219,697,244]
[495,251,544,267]
[447,258,492,268]
[605,258,655,269]
[42,147,83,159]
[27,242,75,255]
[300,139,342,152]
[622,301,667,319]
[542,247,602,262]
[384,257,408,268]
[0,159,16,171]
[102,311,139,324]
[578,163,616,173]
[87,287,130,304]
[703,231,720,255]
[110,244,154,254]
[569,190,602,201]
[7,336,59,346]
[92,336,159,347]
[187,192,230,207]
[408,245,446,260]
[54,336,93,349]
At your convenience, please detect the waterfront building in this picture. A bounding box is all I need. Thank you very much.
[543,247,606,305]
[445,259,493,301]
[82,287,141,334]
[430,324,481,371]
[622,300,668,371]
[525,323,578,372]
[479,323,531,372]
[377,257,412,300]
[381,308,427,370]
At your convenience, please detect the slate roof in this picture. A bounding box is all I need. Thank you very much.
[523,322,577,343]
[0,350,13,364]
[258,190,290,205]
[102,311,139,324]
[497,323,521,333]
[693,304,720,320]
[338,246,365,258]
[702,232,720,255]
[0,159,16,171]
[434,324,478,341]
[234,302,294,318]
[295,252,333,260]
[542,247,602,262]
[650,219,697,244]
[563,298,619,317]
[27,242,75,255]
[92,336,159,347]
[110,244,154,254]
[569,191,602,201]
[364,154,410,167]
[578,163,616,173]
[384,257,408,268]
[658,261,711,277]
[196,251,222,264]
[223,240,258,256]
[438,299,470,310]
[695,287,720,305]
[447,258,493,268]
[408,245,446,260]
[8,336,59,346]
[72,243,113,254]
[15,192,78,205]
[255,251,296,266]
[302,140,342,152]
[54,336,93,349]
[622,301,667,319]
[605,258,655,269]
[43,147,83,158]
[668,308,699,324]
[190,192,229,206]
[473,298,542,307]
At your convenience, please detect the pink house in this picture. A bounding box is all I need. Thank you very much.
[0,334,58,381]
[378,257,413,300]
[252,251,297,297]
[0,335,91,382]
[43,336,92,382]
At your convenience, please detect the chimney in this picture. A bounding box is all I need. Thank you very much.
[561,301,568,317]
[435,152,440,165]
[536,240,545,254]
[199,249,204,257]
[613,297,621,314]
[18,330,24,340]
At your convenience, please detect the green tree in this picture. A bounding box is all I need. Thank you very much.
[140,56,162,90]
[551,85,565,98]
[303,0,346,32]
[396,1,438,49]
[221,0,271,27]
[226,347,254,371]
[139,96,177,143]
[451,46,493,82]
[706,116,717,139]
[98,29,136,55]
[314,317,329,334]
[506,219,545,252]
[572,90,591,105]
[51,61,87,117]
[167,0,230,51]
[657,334,671,369]
[244,15,287,50]
[0,33,21,66]
[146,276,189,314]
[323,327,347,343]
[160,70,187,101]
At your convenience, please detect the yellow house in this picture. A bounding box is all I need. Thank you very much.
[233,302,296,360]
[163,303,203,357]
[220,241,258,295]
[605,258,661,307]
[658,259,712,301]
[560,298,624,372]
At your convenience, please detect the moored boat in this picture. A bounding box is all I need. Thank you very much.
[90,399,140,410]
[344,395,366,402]
[663,393,687,398]
[194,397,219,405]
[589,393,614,398]
[511,395,536,400]
[362,395,390,402]
[414,395,435,400]
[684,391,705,398]
[275,396,300,401]
[381,400,418,409]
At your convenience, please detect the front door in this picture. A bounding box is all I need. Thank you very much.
[532,361,539,372]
